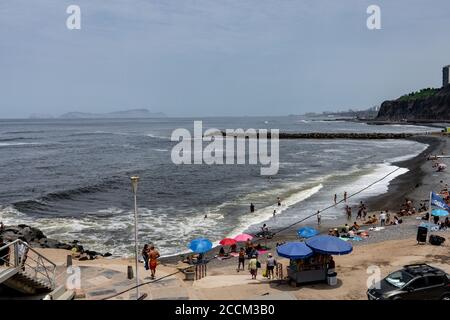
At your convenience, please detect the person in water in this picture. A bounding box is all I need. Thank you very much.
[334,194,337,204]
[277,197,281,206]
[250,203,255,213]
[148,245,160,280]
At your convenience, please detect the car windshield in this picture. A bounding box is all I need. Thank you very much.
[385,271,413,288]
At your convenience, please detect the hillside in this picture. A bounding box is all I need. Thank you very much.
[376,86,450,121]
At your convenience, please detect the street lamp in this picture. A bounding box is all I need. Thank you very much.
[130,175,140,299]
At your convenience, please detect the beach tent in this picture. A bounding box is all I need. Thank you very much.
[188,238,213,253]
[305,235,353,255]
[276,242,313,260]
[431,209,449,217]
[297,227,319,239]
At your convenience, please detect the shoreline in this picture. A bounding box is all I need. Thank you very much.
[162,134,446,264]
[2,135,443,262]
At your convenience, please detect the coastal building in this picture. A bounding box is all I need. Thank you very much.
[443,65,450,87]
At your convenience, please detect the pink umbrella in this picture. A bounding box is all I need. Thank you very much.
[233,233,253,242]
[219,238,237,246]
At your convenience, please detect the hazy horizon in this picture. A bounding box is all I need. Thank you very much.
[1,0,450,118]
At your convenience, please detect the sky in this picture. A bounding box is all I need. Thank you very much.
[1,0,450,118]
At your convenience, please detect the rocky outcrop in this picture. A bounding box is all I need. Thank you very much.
[0,224,110,259]
[376,86,450,121]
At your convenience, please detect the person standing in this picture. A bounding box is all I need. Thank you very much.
[248,255,258,279]
[237,247,245,271]
[148,245,160,280]
[0,238,10,267]
[344,191,347,203]
[250,203,255,213]
[334,194,337,204]
[379,211,386,226]
[277,197,281,206]
[272,210,276,220]
[142,244,149,270]
[18,238,29,271]
[346,205,352,220]
[266,253,276,280]
[317,211,321,226]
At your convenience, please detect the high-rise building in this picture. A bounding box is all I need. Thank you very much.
[443,65,450,87]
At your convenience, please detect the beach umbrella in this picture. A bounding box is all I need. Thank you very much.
[276,242,313,260]
[219,238,237,246]
[233,233,253,242]
[432,209,449,217]
[306,235,353,255]
[188,237,213,253]
[297,226,319,239]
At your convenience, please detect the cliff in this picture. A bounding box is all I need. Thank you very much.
[376,86,450,121]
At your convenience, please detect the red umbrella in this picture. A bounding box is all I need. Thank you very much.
[219,238,237,246]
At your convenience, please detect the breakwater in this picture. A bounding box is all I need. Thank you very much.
[216,131,419,139]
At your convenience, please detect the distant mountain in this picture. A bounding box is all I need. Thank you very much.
[59,109,167,119]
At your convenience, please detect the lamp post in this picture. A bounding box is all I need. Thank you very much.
[130,176,140,299]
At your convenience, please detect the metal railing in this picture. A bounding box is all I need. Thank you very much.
[0,239,56,290]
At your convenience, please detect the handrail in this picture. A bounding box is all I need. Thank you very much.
[0,239,57,289]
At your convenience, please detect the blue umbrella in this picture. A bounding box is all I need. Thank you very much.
[188,237,213,253]
[276,242,313,260]
[432,209,449,217]
[297,226,319,238]
[306,235,353,255]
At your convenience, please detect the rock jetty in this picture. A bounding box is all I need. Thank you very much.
[217,131,417,139]
[0,224,110,260]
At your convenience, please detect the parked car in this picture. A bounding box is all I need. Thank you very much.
[367,264,450,300]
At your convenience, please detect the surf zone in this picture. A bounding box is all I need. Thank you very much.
[170,121,279,175]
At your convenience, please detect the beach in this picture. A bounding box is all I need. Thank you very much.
[20,133,450,300]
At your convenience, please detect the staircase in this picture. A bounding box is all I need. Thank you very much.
[0,239,56,296]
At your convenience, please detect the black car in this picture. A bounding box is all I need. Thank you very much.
[367,264,450,300]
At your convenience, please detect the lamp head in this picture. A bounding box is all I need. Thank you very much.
[130,176,140,194]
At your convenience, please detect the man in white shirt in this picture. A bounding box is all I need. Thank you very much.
[17,238,29,270]
[379,211,386,226]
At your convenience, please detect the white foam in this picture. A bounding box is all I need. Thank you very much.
[0,142,39,147]
[226,184,323,239]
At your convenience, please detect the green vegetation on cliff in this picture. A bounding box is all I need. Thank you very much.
[398,88,439,101]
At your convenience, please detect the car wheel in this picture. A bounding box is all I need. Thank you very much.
[441,294,450,301]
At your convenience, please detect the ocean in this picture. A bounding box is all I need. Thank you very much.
[0,117,438,256]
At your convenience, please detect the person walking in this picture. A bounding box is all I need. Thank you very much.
[266,253,276,280]
[317,210,321,226]
[248,255,259,279]
[148,245,160,280]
